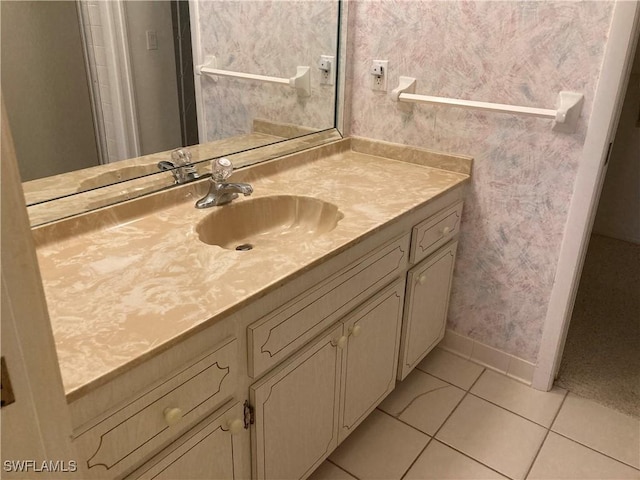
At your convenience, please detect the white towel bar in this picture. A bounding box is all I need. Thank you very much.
[391,77,583,133]
[197,55,311,97]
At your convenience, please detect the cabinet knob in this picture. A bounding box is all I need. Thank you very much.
[418,273,428,285]
[331,336,348,349]
[226,418,244,435]
[163,407,183,426]
[349,325,362,338]
[441,226,451,235]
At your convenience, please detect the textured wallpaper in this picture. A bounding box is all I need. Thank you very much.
[349,0,614,362]
[195,0,339,142]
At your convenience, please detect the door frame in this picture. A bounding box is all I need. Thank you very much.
[1,99,83,477]
[532,0,640,390]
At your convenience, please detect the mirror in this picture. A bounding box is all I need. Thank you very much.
[1,0,341,226]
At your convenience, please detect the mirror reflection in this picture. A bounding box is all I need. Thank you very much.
[1,0,340,223]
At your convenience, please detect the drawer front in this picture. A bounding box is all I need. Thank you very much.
[248,233,410,379]
[75,337,237,479]
[127,401,249,480]
[410,201,463,264]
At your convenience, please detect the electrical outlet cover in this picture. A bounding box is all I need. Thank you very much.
[319,55,335,86]
[371,60,388,92]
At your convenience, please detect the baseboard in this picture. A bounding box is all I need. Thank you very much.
[440,329,536,385]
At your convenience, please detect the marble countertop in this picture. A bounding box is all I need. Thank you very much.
[33,137,471,400]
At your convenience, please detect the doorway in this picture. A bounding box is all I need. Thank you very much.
[554,38,640,418]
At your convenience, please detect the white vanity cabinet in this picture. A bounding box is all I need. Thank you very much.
[68,190,465,480]
[250,280,405,480]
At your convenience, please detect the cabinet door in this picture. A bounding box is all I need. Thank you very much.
[128,402,249,480]
[339,280,405,443]
[250,324,343,480]
[398,241,458,380]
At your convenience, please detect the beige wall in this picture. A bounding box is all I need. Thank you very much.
[124,1,182,156]
[1,1,99,182]
[593,42,640,244]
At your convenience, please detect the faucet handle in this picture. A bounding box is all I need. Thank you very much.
[171,148,192,166]
[212,157,233,182]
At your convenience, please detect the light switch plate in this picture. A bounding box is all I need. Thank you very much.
[146,30,158,50]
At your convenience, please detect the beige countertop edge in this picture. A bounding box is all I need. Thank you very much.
[33,138,472,401]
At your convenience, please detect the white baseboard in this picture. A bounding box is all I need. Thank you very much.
[440,330,536,386]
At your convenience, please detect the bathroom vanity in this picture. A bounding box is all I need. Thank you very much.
[33,137,471,480]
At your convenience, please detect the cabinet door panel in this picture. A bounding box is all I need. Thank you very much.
[398,241,458,380]
[339,280,405,443]
[251,324,342,480]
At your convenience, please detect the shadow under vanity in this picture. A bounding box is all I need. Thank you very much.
[33,137,471,479]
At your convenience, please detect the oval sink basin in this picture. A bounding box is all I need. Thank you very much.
[196,195,343,250]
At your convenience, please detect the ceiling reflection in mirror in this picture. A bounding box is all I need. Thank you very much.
[1,0,341,225]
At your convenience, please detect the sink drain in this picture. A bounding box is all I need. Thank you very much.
[235,243,254,251]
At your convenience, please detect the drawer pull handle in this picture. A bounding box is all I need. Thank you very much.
[331,336,348,349]
[441,226,451,235]
[226,418,244,435]
[348,325,362,338]
[418,274,428,285]
[163,407,183,426]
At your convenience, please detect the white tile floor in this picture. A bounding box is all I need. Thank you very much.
[310,348,640,480]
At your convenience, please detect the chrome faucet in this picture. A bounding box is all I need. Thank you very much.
[158,148,201,184]
[195,158,253,208]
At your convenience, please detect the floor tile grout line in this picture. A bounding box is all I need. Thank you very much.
[432,438,515,480]
[547,389,569,430]
[549,429,640,472]
[375,362,486,439]
[414,365,482,391]
[325,458,361,480]
[429,370,516,480]
[326,360,639,479]
[398,368,504,480]
[397,373,480,480]
[466,390,561,430]
[522,389,569,480]
[375,407,433,438]
[398,437,434,480]
[549,390,640,471]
